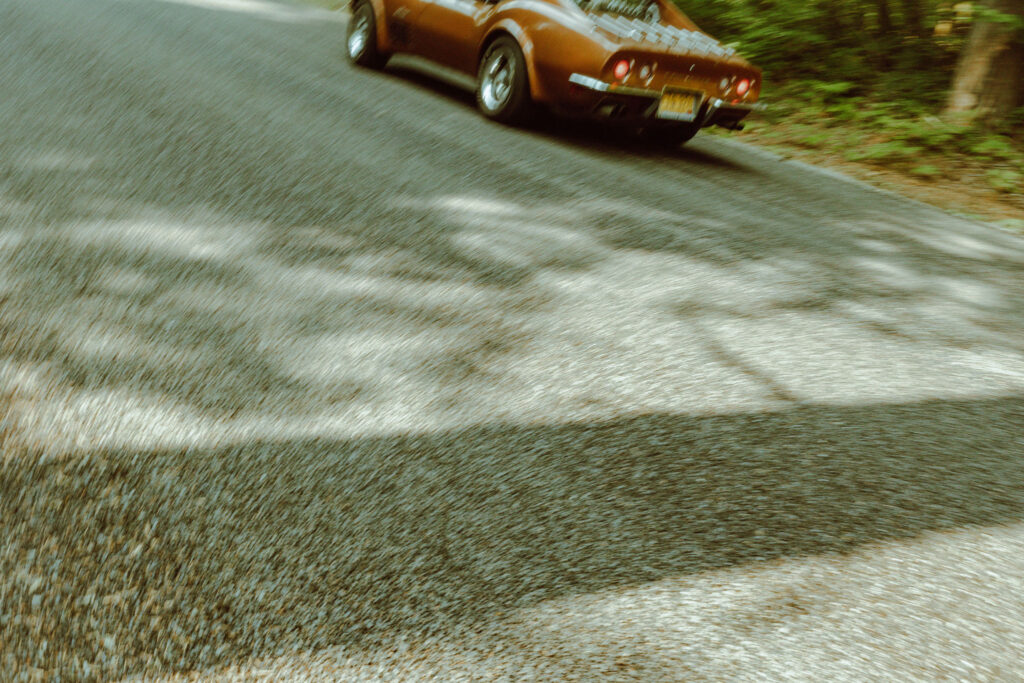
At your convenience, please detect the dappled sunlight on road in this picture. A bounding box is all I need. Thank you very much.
[410,191,1024,409]
[156,0,341,23]
[3,187,1024,460]
[125,517,1024,681]
[434,520,1024,680]
[4,181,1024,679]
[0,207,520,455]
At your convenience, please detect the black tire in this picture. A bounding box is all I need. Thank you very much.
[347,1,389,69]
[640,123,701,148]
[476,37,533,124]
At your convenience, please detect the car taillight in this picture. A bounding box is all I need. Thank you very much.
[736,78,750,96]
[613,59,630,81]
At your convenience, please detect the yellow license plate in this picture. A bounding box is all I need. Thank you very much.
[657,90,701,121]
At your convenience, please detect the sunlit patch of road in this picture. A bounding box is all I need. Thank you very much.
[5,193,1023,459]
[125,520,1024,681]
[155,0,341,22]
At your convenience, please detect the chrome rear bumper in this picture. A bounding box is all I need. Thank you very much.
[568,72,764,128]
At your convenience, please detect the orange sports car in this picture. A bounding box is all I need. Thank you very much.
[346,0,762,145]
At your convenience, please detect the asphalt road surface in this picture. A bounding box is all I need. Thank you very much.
[2,0,1024,680]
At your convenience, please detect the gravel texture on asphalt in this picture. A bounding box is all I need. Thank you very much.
[1,0,1023,680]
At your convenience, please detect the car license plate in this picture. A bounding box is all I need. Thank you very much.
[657,89,701,121]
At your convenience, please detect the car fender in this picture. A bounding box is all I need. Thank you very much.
[482,2,618,104]
[479,19,547,102]
[351,0,394,53]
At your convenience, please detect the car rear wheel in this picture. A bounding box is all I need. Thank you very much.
[477,37,532,124]
[641,123,700,148]
[347,1,388,69]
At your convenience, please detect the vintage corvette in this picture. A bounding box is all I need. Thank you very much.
[345,0,762,145]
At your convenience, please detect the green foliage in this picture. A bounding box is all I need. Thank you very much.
[911,164,942,178]
[894,119,969,150]
[845,141,923,163]
[674,0,966,104]
[825,101,862,122]
[974,5,1024,31]
[811,81,859,104]
[799,131,831,148]
[658,0,1022,224]
[986,168,1023,193]
[814,81,857,96]
[970,136,1018,159]
[993,107,1024,139]
[673,0,1024,198]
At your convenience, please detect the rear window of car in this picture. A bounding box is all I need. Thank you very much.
[575,0,660,21]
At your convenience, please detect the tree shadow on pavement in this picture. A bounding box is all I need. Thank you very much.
[383,62,479,109]
[2,395,1023,679]
[373,57,750,170]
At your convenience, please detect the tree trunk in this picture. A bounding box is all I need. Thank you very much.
[820,0,844,42]
[945,0,1024,120]
[873,0,895,68]
[901,0,925,37]
[876,0,893,35]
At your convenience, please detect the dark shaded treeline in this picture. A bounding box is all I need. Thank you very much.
[679,0,1024,122]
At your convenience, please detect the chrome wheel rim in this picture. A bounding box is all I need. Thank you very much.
[348,11,370,58]
[480,48,514,111]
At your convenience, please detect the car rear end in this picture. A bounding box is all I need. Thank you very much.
[559,10,763,130]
